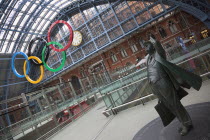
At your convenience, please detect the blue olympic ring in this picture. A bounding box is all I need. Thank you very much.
[11,52,30,78]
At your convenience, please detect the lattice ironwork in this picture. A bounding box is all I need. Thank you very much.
[0,0,209,98]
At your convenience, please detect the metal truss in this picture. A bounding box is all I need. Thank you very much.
[0,0,209,97]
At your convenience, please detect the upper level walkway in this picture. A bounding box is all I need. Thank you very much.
[49,80,210,140]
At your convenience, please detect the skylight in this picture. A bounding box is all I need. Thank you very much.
[0,0,77,54]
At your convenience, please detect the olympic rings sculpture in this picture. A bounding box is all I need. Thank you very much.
[11,20,73,84]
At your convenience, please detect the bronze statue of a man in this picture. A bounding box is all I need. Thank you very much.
[144,40,202,136]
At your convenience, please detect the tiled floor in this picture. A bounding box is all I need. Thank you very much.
[50,80,210,140]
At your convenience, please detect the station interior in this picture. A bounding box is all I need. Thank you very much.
[0,0,210,140]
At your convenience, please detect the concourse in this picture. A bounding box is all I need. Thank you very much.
[0,0,210,140]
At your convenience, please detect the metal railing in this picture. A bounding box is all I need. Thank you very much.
[0,38,209,139]
[0,89,101,140]
[102,42,210,115]
[37,99,101,140]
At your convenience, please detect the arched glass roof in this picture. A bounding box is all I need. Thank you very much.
[0,0,178,98]
[2,0,209,98]
[0,0,78,54]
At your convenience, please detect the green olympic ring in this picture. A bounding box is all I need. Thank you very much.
[42,41,66,72]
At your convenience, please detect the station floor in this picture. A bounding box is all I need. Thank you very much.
[49,80,210,140]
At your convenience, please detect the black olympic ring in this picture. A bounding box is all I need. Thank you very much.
[28,37,50,66]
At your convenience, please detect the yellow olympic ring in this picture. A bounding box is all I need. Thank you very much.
[23,56,44,84]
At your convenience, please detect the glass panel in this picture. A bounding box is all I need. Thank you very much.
[135,11,151,25]
[65,55,73,67]
[114,1,132,22]
[36,19,46,33]
[127,1,145,14]
[82,42,96,55]
[121,19,137,33]
[144,2,153,6]
[71,49,84,62]
[108,26,123,41]
[96,3,110,12]
[39,8,49,17]
[8,42,15,53]
[41,21,51,34]
[95,34,109,48]
[49,53,59,66]
[83,7,97,21]
[88,17,104,38]
[19,14,30,27]
[70,12,85,29]
[164,4,171,9]
[79,25,92,44]
[149,4,164,18]
[100,9,118,30]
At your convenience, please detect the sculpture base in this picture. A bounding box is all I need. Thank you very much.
[133,102,210,140]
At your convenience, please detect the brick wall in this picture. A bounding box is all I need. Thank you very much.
[43,10,209,102]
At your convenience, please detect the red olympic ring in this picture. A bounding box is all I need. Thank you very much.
[47,20,73,52]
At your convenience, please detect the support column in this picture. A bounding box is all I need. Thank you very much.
[57,85,65,102]
[68,80,77,98]
[101,61,112,82]
[79,78,86,93]
[135,83,145,105]
[94,92,98,101]
[93,73,98,87]
[106,93,116,108]
[42,90,58,126]
[37,98,43,112]
[42,89,52,112]
[201,56,208,70]
[86,76,93,88]
[0,116,5,139]
[52,114,59,126]
[0,113,5,126]
[0,111,5,133]
[21,93,40,135]
[98,73,103,85]
[77,101,84,114]
[21,93,32,119]
[103,72,108,84]
[117,91,123,104]
[66,107,74,121]
[0,110,12,140]
[86,96,90,104]
[203,56,210,68]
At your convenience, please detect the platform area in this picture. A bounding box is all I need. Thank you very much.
[50,80,210,140]
[133,102,210,140]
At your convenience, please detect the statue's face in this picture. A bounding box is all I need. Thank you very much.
[145,43,155,55]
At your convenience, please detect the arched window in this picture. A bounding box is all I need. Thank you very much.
[110,52,118,63]
[168,21,178,34]
[130,44,138,52]
[120,48,128,57]
[71,76,82,95]
[158,27,167,38]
